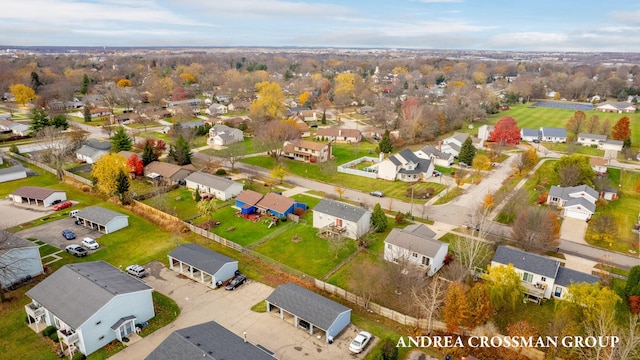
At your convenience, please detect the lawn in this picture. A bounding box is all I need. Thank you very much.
[433,187,464,205]
[207,206,284,247]
[252,222,357,279]
[542,142,604,157]
[142,187,202,220]
[199,137,257,157]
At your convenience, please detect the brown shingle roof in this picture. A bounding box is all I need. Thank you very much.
[291,139,328,151]
[256,192,294,214]
[144,161,183,178]
[315,128,362,138]
[12,186,63,200]
[589,157,608,167]
[236,190,264,206]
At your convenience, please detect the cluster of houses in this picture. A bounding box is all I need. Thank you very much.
[0,114,30,136]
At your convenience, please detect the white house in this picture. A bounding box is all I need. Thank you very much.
[313,199,372,240]
[589,157,608,175]
[0,231,43,290]
[520,128,541,142]
[168,244,238,287]
[383,224,448,276]
[477,124,494,143]
[547,185,598,220]
[75,206,129,234]
[10,186,67,207]
[314,128,362,143]
[282,140,331,163]
[207,124,244,146]
[415,145,454,167]
[440,132,469,157]
[491,245,599,302]
[601,140,624,152]
[25,261,154,356]
[540,127,567,143]
[577,133,607,147]
[377,149,434,182]
[0,165,28,183]
[206,103,228,115]
[596,101,637,113]
[184,172,244,201]
[76,139,111,164]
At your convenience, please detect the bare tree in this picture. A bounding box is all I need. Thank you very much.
[0,230,40,302]
[218,142,245,170]
[450,235,492,276]
[349,259,387,310]
[410,277,448,334]
[616,314,640,360]
[511,206,560,253]
[33,126,79,180]
[254,121,300,162]
[557,163,582,187]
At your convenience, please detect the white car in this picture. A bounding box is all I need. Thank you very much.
[81,237,99,250]
[349,331,372,353]
[126,265,146,278]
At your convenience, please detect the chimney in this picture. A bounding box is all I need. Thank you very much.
[438,141,442,152]
[379,152,384,162]
[338,129,342,137]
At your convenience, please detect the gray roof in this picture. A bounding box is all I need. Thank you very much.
[384,224,445,257]
[168,244,237,276]
[548,185,598,202]
[540,127,567,138]
[597,101,637,110]
[492,245,560,279]
[0,230,36,256]
[604,139,624,146]
[0,165,26,176]
[76,206,128,225]
[395,149,432,175]
[313,199,371,223]
[450,132,469,143]
[85,139,112,150]
[185,172,240,191]
[577,133,607,141]
[178,120,205,129]
[146,321,275,360]
[564,197,596,213]
[521,128,540,137]
[26,261,152,329]
[555,267,599,287]
[76,144,108,158]
[266,283,350,331]
[419,145,451,160]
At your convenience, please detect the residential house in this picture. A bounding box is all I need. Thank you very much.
[295,119,310,137]
[520,128,540,142]
[0,165,27,183]
[547,185,598,220]
[146,321,275,360]
[491,245,599,302]
[265,283,351,343]
[282,140,331,163]
[256,192,297,218]
[377,149,434,182]
[383,224,448,276]
[577,133,607,147]
[89,107,111,120]
[601,140,624,152]
[300,110,317,122]
[414,145,454,167]
[207,124,244,146]
[184,172,243,200]
[75,206,129,234]
[10,186,66,207]
[168,244,238,288]
[235,189,265,214]
[0,230,43,290]
[439,132,482,156]
[477,124,494,143]
[215,94,230,103]
[76,139,111,164]
[540,127,567,143]
[25,261,154,356]
[0,119,30,136]
[166,99,202,108]
[312,199,372,240]
[206,103,228,115]
[175,120,204,130]
[589,157,608,175]
[144,161,195,185]
[596,101,637,113]
[314,128,362,143]
[286,107,311,117]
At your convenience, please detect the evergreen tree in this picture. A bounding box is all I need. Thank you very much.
[458,137,476,166]
[194,187,201,202]
[110,126,133,152]
[371,203,388,232]
[80,74,90,94]
[321,111,327,125]
[115,170,130,204]
[31,108,50,132]
[378,129,393,153]
[30,72,42,93]
[142,141,155,166]
[83,106,91,122]
[626,266,640,297]
[168,134,193,165]
[51,114,69,130]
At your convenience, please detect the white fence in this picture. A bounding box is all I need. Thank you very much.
[337,156,379,179]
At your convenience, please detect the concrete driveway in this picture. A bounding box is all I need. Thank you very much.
[0,199,53,228]
[560,217,588,245]
[14,216,103,251]
[112,263,372,360]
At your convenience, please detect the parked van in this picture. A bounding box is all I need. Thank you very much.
[70,210,79,218]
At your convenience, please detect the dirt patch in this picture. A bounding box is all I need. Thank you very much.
[291,236,302,243]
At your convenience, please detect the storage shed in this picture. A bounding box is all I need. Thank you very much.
[74,206,129,234]
[168,244,238,287]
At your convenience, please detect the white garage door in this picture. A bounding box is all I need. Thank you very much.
[564,208,589,221]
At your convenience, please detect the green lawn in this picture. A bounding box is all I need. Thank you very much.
[433,187,464,205]
[543,142,604,156]
[199,138,257,157]
[207,206,283,247]
[142,187,202,220]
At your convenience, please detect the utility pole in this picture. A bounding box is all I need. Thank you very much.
[410,187,414,216]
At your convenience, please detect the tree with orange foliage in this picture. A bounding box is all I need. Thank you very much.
[507,320,539,340]
[489,116,520,145]
[127,154,143,176]
[465,282,492,329]
[612,116,631,147]
[511,206,560,253]
[442,281,470,333]
[116,79,132,88]
[482,193,494,210]
[10,84,35,105]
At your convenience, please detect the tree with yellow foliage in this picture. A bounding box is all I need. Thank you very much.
[10,84,35,105]
[270,165,287,184]
[116,79,132,88]
[91,153,130,197]
[179,73,196,85]
[249,81,286,121]
[333,73,355,110]
[472,155,491,171]
[299,91,313,107]
[392,66,409,75]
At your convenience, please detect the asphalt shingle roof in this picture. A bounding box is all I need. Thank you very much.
[0,165,26,176]
[384,224,445,257]
[548,185,598,202]
[492,245,560,279]
[555,267,599,287]
[76,206,127,225]
[313,199,370,223]
[168,244,237,276]
[540,127,567,138]
[185,172,239,191]
[12,186,63,200]
[26,261,151,329]
[266,283,350,331]
[0,230,36,256]
[256,192,295,214]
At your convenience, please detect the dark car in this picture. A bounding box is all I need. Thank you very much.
[66,244,87,257]
[299,319,310,330]
[51,199,62,205]
[62,229,76,240]
[225,274,247,290]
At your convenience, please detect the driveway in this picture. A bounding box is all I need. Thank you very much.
[112,263,372,360]
[560,217,588,245]
[0,199,53,228]
[15,216,103,250]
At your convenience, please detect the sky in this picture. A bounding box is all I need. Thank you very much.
[2,0,640,52]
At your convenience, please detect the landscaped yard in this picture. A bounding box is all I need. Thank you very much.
[142,187,202,220]
[207,206,288,247]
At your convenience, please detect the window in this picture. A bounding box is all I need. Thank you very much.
[522,272,533,283]
[412,252,418,257]
[541,277,546,282]
[554,286,562,297]
[387,244,392,250]
[422,256,430,266]
[96,321,101,325]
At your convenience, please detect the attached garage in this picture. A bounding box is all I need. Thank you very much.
[266,283,351,343]
[10,186,66,207]
[168,244,238,287]
[74,206,129,234]
[562,198,595,221]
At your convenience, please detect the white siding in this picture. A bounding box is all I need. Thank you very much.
[105,216,129,234]
[0,247,43,288]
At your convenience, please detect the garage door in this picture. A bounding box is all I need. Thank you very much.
[564,208,589,221]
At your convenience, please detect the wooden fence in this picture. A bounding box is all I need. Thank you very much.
[9,152,93,186]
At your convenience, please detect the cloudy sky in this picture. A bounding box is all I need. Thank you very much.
[2,0,640,51]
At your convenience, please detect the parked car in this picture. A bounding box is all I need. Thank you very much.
[458,162,469,168]
[53,201,73,211]
[61,229,76,240]
[81,237,99,250]
[349,331,372,353]
[51,199,62,205]
[225,274,247,290]
[126,265,146,278]
[66,244,87,257]
[432,170,441,177]
[370,191,384,198]
[299,319,310,330]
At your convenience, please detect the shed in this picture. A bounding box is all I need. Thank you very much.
[10,186,67,207]
[265,283,351,343]
[75,206,129,234]
[0,165,27,183]
[168,244,238,287]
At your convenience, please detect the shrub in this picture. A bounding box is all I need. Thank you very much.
[215,168,227,175]
[49,332,59,343]
[72,352,86,360]
[42,325,57,337]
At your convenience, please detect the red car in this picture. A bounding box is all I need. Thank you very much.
[53,201,73,211]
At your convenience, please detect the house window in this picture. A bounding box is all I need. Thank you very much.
[336,219,343,227]
[412,252,418,257]
[422,256,430,266]
[387,244,392,250]
[554,286,562,297]
[522,272,533,283]
[99,335,105,340]
[541,277,546,282]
